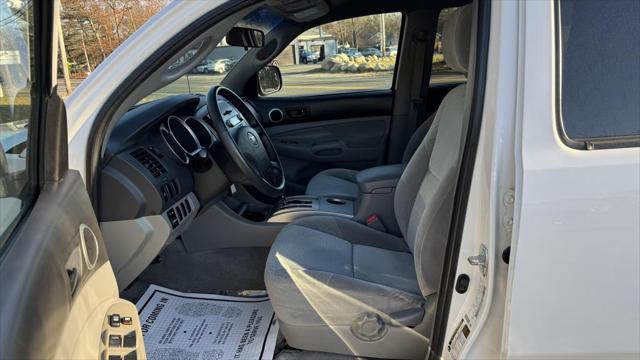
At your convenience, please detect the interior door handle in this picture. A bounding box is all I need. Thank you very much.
[67,267,80,296]
[287,108,308,119]
[312,141,343,156]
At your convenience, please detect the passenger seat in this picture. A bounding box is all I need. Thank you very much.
[264,4,473,358]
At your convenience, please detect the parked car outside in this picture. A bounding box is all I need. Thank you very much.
[385,45,398,56]
[299,49,320,64]
[194,58,236,74]
[360,47,383,57]
[338,47,362,57]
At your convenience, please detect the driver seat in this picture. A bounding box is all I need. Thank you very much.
[264,5,472,359]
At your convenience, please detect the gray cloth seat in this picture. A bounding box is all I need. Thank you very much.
[265,216,423,326]
[305,113,435,200]
[305,168,360,200]
[265,5,472,359]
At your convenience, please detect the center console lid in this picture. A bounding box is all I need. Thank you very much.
[356,164,405,194]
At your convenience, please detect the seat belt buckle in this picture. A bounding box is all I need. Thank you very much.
[366,214,387,232]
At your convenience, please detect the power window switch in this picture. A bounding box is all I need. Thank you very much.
[108,334,122,347]
[121,316,133,326]
[109,314,121,327]
[123,331,136,348]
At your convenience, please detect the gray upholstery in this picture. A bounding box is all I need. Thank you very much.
[395,84,466,295]
[402,113,436,164]
[265,5,472,358]
[305,114,436,200]
[265,216,423,328]
[305,168,359,200]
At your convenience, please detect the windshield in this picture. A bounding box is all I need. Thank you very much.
[137,8,282,105]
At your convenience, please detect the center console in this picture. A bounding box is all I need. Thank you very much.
[182,164,404,253]
[353,164,404,235]
[268,195,354,223]
[267,164,405,235]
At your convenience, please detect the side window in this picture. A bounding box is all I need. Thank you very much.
[267,12,403,97]
[0,1,35,246]
[558,0,640,143]
[432,7,467,84]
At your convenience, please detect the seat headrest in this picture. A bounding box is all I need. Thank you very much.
[442,4,473,75]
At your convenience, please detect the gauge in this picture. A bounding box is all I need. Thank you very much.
[184,117,217,148]
[160,124,189,164]
[167,115,200,155]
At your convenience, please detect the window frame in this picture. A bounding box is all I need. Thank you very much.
[264,11,407,99]
[553,0,640,150]
[0,0,49,253]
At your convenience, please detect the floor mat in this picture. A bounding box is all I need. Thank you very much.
[137,284,279,360]
[274,349,359,359]
[138,244,270,294]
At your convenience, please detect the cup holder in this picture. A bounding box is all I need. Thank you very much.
[326,198,347,205]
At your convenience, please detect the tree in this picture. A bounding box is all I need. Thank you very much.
[60,0,168,77]
[322,13,403,50]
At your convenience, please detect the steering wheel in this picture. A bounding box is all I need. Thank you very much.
[207,85,285,198]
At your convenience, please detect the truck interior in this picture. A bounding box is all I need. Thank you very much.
[91,0,480,358]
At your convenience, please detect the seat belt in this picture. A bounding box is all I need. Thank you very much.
[407,29,430,135]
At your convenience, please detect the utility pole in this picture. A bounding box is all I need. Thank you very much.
[379,14,386,55]
[58,19,72,96]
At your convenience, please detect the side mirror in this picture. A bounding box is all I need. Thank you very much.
[226,27,264,48]
[257,65,282,96]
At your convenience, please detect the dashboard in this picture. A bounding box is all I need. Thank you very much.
[101,95,206,223]
[100,93,262,223]
[100,94,245,288]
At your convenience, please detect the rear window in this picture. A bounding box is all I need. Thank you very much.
[557,0,640,144]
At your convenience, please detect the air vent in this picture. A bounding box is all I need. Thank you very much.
[166,196,194,229]
[160,179,179,203]
[130,148,167,178]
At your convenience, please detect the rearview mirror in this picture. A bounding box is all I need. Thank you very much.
[226,27,265,48]
[257,65,282,96]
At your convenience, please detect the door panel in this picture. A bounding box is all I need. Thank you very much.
[252,83,461,193]
[0,1,145,359]
[255,91,393,125]
[252,91,392,192]
[0,171,145,359]
[268,117,389,183]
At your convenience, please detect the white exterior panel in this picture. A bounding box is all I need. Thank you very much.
[505,1,640,358]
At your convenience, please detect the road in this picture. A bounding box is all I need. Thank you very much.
[59,64,465,102]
